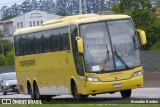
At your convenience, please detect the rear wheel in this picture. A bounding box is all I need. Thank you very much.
[34,83,43,100]
[120,89,132,98]
[2,87,7,95]
[27,84,35,99]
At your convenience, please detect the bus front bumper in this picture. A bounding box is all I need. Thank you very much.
[84,74,143,95]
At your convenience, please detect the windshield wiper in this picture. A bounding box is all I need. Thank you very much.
[105,44,110,62]
[113,44,130,70]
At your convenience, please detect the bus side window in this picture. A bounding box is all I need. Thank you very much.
[54,28,61,51]
[50,30,56,52]
[41,35,45,53]
[25,35,29,55]
[29,34,34,54]
[64,27,70,50]
[14,36,20,56]
[71,25,84,76]
[61,27,70,51]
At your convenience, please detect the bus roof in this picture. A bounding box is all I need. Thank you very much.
[14,14,131,36]
[71,14,131,24]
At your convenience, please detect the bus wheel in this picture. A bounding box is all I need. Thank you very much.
[27,84,35,99]
[72,83,88,100]
[34,83,42,100]
[120,89,132,98]
[72,83,81,99]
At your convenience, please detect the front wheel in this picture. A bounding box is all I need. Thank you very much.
[120,89,132,98]
[2,87,7,95]
[72,83,89,100]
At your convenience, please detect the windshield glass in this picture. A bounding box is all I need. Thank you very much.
[3,73,16,81]
[80,22,114,72]
[80,19,141,72]
[108,19,140,70]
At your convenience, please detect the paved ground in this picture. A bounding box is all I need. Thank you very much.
[144,73,160,87]
[0,88,159,104]
[0,88,160,98]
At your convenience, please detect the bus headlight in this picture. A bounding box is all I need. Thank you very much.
[132,70,143,78]
[86,77,101,82]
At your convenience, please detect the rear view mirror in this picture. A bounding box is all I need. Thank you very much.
[76,36,84,53]
[136,29,147,45]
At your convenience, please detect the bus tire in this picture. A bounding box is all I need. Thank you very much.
[34,83,42,100]
[27,82,35,99]
[72,82,88,100]
[120,89,132,98]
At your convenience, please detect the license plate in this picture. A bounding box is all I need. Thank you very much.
[112,84,122,88]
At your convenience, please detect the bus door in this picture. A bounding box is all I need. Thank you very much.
[70,25,86,93]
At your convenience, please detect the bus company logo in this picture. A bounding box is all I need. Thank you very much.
[19,60,35,67]
[1,99,42,104]
[2,99,11,104]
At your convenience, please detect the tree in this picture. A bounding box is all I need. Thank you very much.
[156,0,160,8]
[0,54,5,66]
[113,0,160,50]
[56,11,69,16]
[56,0,68,15]
[112,4,120,13]
[5,50,14,65]
[21,0,32,13]
[0,40,13,56]
[119,0,152,13]
[10,4,21,17]
[0,6,10,19]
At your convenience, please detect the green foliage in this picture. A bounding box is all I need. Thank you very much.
[56,11,69,16]
[0,54,5,66]
[114,0,160,50]
[0,15,16,21]
[0,40,13,56]
[0,40,14,66]
[5,50,14,65]
[112,4,121,13]
[156,0,160,8]
[119,0,152,13]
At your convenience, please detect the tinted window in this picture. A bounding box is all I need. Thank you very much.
[15,27,70,56]
[42,31,51,53]
[61,27,70,50]
[14,36,20,56]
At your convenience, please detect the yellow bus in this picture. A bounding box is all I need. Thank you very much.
[14,14,146,99]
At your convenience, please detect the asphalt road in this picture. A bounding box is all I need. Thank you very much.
[0,88,160,98]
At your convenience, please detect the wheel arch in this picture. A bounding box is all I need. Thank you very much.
[26,80,32,95]
[70,77,76,95]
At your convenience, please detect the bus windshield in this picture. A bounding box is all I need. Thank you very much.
[80,19,141,73]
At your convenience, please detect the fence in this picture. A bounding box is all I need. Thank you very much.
[141,50,160,72]
[0,65,15,74]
